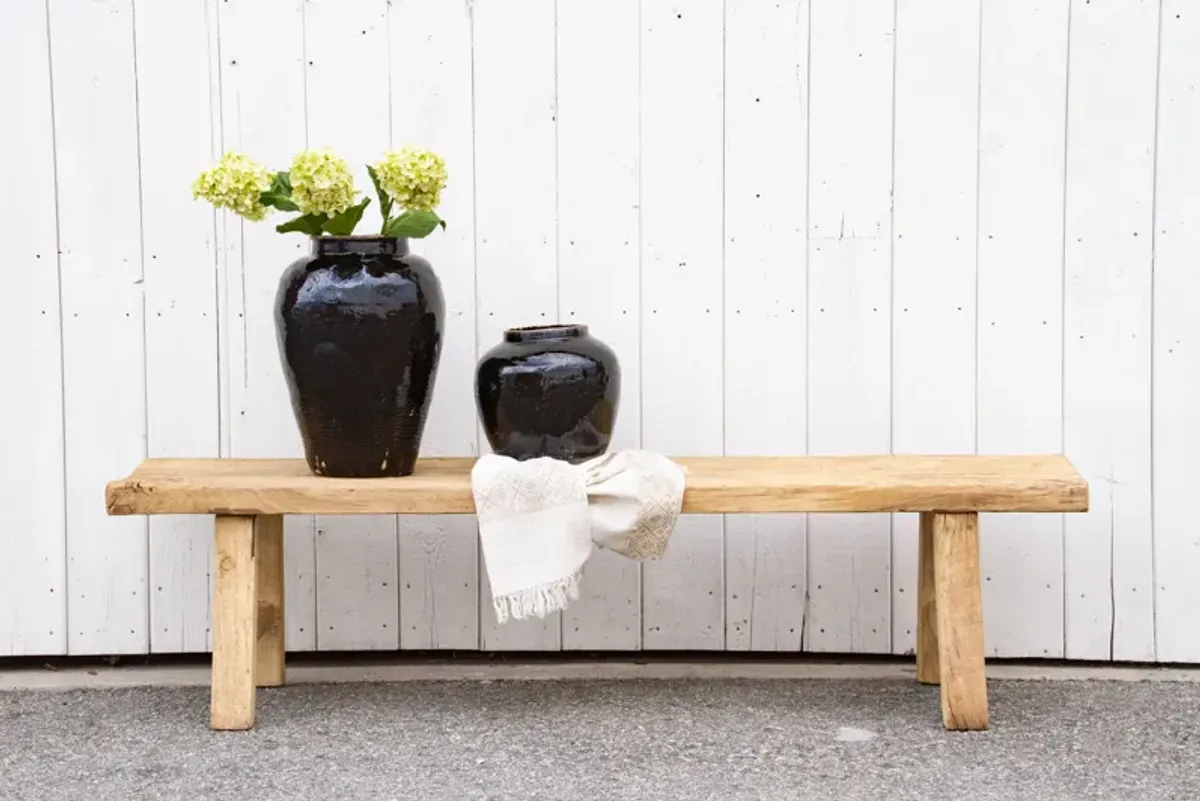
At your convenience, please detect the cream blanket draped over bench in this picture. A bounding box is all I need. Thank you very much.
[470,450,687,623]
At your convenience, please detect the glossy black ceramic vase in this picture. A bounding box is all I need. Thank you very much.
[275,236,445,477]
[475,324,620,464]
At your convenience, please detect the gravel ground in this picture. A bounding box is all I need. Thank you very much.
[1,677,1198,801]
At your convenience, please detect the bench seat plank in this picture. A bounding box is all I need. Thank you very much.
[107,455,1088,516]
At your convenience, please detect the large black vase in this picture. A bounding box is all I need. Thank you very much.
[275,236,444,477]
[475,324,620,464]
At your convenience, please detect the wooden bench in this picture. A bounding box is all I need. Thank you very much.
[105,454,1088,732]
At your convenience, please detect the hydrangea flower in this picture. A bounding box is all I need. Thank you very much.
[372,147,448,212]
[191,151,272,221]
[290,148,358,216]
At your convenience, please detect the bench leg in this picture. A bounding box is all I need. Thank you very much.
[255,514,286,688]
[932,511,988,731]
[916,512,939,684]
[211,514,257,730]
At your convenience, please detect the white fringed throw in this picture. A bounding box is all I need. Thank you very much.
[470,451,686,624]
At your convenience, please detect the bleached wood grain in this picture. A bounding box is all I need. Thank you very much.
[5,0,1190,663]
[0,0,66,656]
[1063,0,1157,662]
[807,0,894,655]
[49,0,149,655]
[1152,0,1200,664]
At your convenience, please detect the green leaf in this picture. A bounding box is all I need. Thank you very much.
[260,171,299,212]
[366,165,393,226]
[260,191,299,212]
[323,198,372,236]
[382,209,443,238]
[275,213,327,236]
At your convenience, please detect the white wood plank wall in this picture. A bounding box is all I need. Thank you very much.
[1,0,1195,662]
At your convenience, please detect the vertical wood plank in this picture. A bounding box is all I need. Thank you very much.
[210,2,234,654]
[640,0,725,650]
[806,0,894,655]
[557,0,642,650]
[255,514,285,687]
[916,512,938,684]
[933,512,988,731]
[1063,0,1157,661]
[48,0,149,655]
[891,0,981,657]
[0,0,67,656]
[399,518,479,650]
[1151,0,1199,664]
[314,514,398,650]
[391,0,481,651]
[302,0,400,652]
[212,515,256,730]
[723,0,808,652]
[975,0,1070,659]
[217,0,317,651]
[137,0,222,654]
[473,0,560,650]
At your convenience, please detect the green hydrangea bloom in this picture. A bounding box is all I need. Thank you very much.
[191,151,272,221]
[290,148,358,217]
[373,147,448,212]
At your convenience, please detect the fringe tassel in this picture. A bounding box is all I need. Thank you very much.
[492,571,583,624]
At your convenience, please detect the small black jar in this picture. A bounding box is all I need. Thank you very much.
[475,324,620,463]
[275,236,445,478]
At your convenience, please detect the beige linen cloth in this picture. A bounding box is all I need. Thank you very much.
[470,450,687,624]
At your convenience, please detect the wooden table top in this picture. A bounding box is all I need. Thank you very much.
[106,455,1088,516]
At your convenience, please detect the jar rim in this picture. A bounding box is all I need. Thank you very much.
[312,235,408,256]
[504,324,588,343]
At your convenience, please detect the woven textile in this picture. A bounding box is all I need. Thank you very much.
[470,450,686,623]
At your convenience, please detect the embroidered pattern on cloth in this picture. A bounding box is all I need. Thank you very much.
[470,450,686,624]
[473,457,586,520]
[582,451,686,562]
[626,471,684,560]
